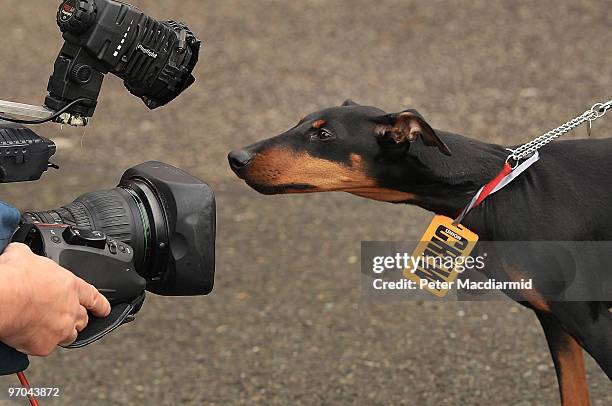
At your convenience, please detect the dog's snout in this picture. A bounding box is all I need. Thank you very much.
[228,150,254,171]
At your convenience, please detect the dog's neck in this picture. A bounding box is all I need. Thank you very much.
[400,130,508,217]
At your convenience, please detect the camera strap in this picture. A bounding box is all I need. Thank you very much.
[67,293,145,349]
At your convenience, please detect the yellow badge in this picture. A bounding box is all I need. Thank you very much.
[403,215,479,298]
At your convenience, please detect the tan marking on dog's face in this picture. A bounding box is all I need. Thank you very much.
[241,149,417,202]
[243,148,376,192]
[312,120,326,129]
[345,187,416,202]
[345,154,416,201]
[350,154,362,165]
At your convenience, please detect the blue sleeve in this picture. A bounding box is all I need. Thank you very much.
[0,201,20,252]
[0,201,29,374]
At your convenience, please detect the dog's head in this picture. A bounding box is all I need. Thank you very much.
[228,100,452,203]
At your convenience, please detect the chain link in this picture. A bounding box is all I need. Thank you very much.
[508,99,612,162]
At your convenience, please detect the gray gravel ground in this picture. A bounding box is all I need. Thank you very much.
[1,1,611,405]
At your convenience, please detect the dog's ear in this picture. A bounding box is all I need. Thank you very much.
[371,110,452,156]
[341,99,360,107]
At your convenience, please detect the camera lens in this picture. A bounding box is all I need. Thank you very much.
[23,161,216,296]
[25,181,166,281]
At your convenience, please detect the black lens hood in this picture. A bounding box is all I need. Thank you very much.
[120,161,216,296]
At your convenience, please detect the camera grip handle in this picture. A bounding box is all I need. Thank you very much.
[68,292,145,348]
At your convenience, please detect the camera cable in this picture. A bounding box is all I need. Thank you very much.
[0,98,89,125]
[16,371,40,406]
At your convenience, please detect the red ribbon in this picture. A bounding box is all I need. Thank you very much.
[473,162,513,208]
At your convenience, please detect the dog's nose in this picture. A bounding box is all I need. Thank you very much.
[228,150,254,171]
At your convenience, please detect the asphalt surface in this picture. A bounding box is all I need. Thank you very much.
[1,1,611,405]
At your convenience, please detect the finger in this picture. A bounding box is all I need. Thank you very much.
[76,279,111,318]
[59,329,78,347]
[75,306,89,333]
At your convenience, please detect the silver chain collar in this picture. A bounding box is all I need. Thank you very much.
[507,99,612,163]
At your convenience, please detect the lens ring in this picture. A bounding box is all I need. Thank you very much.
[122,187,151,262]
[120,179,170,283]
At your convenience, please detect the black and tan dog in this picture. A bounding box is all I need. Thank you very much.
[228,100,611,405]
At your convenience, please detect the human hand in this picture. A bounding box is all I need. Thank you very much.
[0,243,111,356]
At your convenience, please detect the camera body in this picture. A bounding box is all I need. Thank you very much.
[46,0,201,119]
[14,223,144,304]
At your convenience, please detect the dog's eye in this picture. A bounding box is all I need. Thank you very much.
[312,129,334,141]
